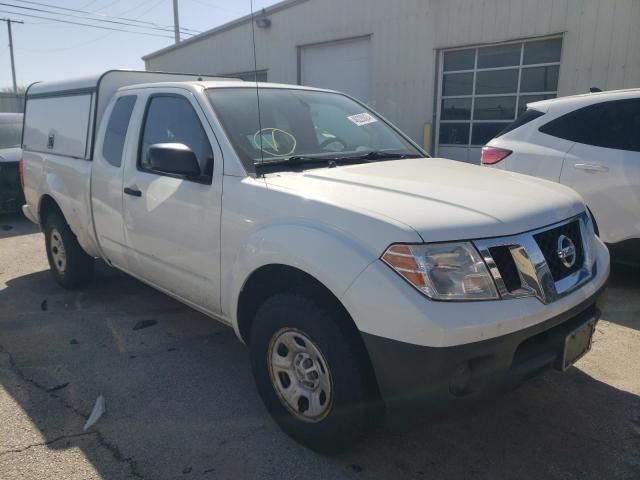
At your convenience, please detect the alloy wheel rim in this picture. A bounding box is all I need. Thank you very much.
[267,328,333,422]
[50,228,67,274]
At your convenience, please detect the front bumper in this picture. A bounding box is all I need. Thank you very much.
[362,283,608,425]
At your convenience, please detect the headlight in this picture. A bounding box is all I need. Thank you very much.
[381,242,499,301]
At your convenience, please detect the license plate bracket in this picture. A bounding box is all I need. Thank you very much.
[561,319,596,371]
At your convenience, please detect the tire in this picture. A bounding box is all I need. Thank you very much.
[43,210,94,290]
[249,291,378,454]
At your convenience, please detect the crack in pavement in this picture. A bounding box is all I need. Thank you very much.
[93,431,143,479]
[0,344,144,479]
[0,432,93,457]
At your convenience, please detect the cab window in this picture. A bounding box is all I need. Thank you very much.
[102,95,136,167]
[139,95,213,181]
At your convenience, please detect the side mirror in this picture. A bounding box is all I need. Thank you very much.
[147,143,200,178]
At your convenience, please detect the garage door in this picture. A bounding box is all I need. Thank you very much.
[300,37,370,103]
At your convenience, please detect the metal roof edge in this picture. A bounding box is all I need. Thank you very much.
[142,0,310,61]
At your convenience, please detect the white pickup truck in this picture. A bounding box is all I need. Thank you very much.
[21,70,609,453]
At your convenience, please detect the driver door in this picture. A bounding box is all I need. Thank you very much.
[121,88,223,314]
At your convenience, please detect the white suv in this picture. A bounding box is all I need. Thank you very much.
[482,89,640,258]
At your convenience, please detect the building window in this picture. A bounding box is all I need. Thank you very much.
[437,37,562,152]
[222,70,268,82]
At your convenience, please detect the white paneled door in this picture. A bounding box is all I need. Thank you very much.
[300,37,371,104]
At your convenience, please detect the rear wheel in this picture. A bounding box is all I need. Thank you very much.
[249,292,378,454]
[44,211,94,289]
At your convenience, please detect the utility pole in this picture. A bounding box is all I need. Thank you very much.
[1,18,23,96]
[172,0,180,43]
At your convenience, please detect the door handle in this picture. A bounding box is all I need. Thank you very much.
[124,187,142,197]
[574,163,609,173]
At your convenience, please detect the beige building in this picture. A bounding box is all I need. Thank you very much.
[143,0,640,163]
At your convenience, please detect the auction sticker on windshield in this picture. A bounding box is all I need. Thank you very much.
[347,112,378,126]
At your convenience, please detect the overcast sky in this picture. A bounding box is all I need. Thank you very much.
[0,0,278,88]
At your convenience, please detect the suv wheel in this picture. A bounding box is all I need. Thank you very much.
[249,292,377,454]
[44,211,94,289]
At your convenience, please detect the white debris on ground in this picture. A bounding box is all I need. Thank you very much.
[83,395,106,431]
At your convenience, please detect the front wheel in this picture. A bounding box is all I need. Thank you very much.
[249,292,378,454]
[44,211,94,290]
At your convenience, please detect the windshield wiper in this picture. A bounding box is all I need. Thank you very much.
[337,151,422,161]
[255,156,338,170]
[254,151,422,172]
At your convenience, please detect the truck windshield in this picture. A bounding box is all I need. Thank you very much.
[0,122,22,149]
[206,88,422,170]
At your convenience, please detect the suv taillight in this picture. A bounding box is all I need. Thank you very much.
[18,158,24,191]
[481,146,512,165]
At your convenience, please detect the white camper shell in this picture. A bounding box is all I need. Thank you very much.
[23,70,232,160]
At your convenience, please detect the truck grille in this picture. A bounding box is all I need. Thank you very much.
[474,214,593,305]
[488,245,522,292]
[534,220,584,281]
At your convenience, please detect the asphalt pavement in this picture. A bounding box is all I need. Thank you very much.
[1,213,639,479]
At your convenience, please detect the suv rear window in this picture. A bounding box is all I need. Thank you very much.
[539,98,640,152]
[494,109,545,139]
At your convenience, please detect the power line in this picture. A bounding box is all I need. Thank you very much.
[0,2,198,35]
[14,0,172,52]
[16,30,112,52]
[0,9,176,38]
[10,0,200,34]
[115,0,166,17]
[78,0,102,9]
[91,0,123,13]
[188,0,245,15]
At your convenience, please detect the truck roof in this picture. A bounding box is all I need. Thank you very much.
[119,81,336,94]
[27,69,232,97]
[28,73,106,97]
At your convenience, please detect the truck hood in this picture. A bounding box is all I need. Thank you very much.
[0,147,21,163]
[264,158,585,242]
